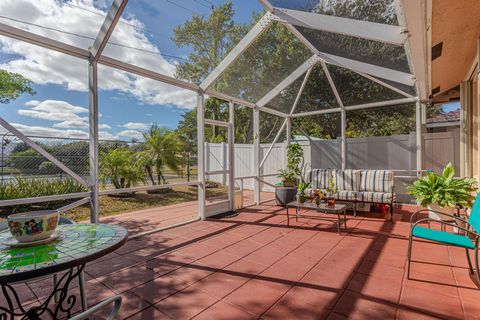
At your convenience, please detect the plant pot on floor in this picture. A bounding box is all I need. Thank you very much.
[275,186,297,207]
[428,203,455,221]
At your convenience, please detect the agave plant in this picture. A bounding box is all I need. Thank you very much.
[407,163,477,208]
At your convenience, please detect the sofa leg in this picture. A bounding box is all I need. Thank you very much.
[353,202,357,217]
[390,202,394,221]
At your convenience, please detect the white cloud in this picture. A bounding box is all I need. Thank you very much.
[118,129,143,140]
[10,123,89,139]
[53,120,87,129]
[0,0,197,109]
[18,99,88,123]
[121,122,149,130]
[99,123,111,129]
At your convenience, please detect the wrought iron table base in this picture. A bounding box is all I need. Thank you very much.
[1,265,85,320]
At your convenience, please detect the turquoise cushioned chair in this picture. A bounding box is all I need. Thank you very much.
[408,195,480,284]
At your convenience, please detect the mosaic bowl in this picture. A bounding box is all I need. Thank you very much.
[7,210,59,243]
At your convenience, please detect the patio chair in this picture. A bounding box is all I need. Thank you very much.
[407,196,480,284]
[0,216,88,311]
[69,294,121,320]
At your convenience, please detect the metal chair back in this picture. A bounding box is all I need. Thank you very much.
[468,195,480,234]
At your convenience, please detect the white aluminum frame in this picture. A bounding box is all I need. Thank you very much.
[256,55,320,108]
[0,117,88,188]
[90,0,128,61]
[0,0,428,227]
[273,7,407,45]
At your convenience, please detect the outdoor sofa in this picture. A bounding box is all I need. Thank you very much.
[305,169,396,220]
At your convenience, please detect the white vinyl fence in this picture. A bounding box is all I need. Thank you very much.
[205,129,460,202]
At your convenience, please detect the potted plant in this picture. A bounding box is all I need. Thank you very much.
[407,163,477,220]
[326,177,337,206]
[275,143,304,206]
[297,182,310,203]
[311,189,324,206]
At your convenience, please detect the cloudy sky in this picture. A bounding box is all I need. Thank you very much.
[0,0,262,140]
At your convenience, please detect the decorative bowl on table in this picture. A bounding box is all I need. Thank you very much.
[7,210,59,243]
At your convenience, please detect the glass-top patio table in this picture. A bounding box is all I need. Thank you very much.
[286,201,347,234]
[0,224,128,319]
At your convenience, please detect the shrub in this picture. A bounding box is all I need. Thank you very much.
[0,177,87,200]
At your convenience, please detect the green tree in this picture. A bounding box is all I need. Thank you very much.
[99,148,145,189]
[173,2,255,143]
[141,124,183,185]
[0,70,35,104]
[173,0,440,140]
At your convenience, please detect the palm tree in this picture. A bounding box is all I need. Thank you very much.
[141,124,183,185]
[99,148,145,190]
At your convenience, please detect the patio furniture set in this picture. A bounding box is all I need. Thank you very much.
[284,169,395,233]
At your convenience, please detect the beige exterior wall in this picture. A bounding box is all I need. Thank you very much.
[473,75,478,179]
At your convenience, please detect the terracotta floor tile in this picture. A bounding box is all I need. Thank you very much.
[154,287,219,320]
[334,290,398,320]
[94,291,150,320]
[173,243,221,260]
[462,298,480,320]
[192,300,257,320]
[126,306,173,320]
[223,279,290,317]
[396,307,443,320]
[400,281,464,319]
[348,272,403,304]
[130,275,189,304]
[97,265,157,293]
[262,291,331,320]
[189,272,249,299]
[166,263,214,285]
[357,259,404,279]
[85,256,138,278]
[196,251,241,269]
[223,258,268,277]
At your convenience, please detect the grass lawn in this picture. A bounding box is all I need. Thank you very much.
[0,185,228,222]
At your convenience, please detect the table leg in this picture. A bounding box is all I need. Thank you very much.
[287,206,290,226]
[337,212,341,234]
[296,208,299,222]
[0,265,85,320]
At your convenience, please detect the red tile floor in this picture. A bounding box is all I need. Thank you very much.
[4,201,480,319]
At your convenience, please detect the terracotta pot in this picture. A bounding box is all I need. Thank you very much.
[327,197,336,206]
[428,203,455,221]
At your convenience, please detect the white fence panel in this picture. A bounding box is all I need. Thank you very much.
[205,130,459,201]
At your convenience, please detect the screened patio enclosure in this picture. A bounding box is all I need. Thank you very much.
[0,0,430,224]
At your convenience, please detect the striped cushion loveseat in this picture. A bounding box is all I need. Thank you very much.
[305,169,395,220]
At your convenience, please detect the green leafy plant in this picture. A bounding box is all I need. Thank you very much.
[326,176,338,196]
[0,177,87,200]
[407,163,477,208]
[278,143,304,187]
[141,124,183,185]
[278,169,297,187]
[297,182,310,196]
[99,148,145,190]
[297,181,310,203]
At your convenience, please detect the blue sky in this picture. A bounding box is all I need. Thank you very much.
[0,0,262,140]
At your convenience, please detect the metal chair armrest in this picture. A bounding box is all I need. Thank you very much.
[69,295,122,320]
[410,208,469,224]
[412,218,479,238]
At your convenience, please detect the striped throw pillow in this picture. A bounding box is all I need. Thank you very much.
[360,170,394,193]
[333,170,361,191]
[307,169,332,190]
